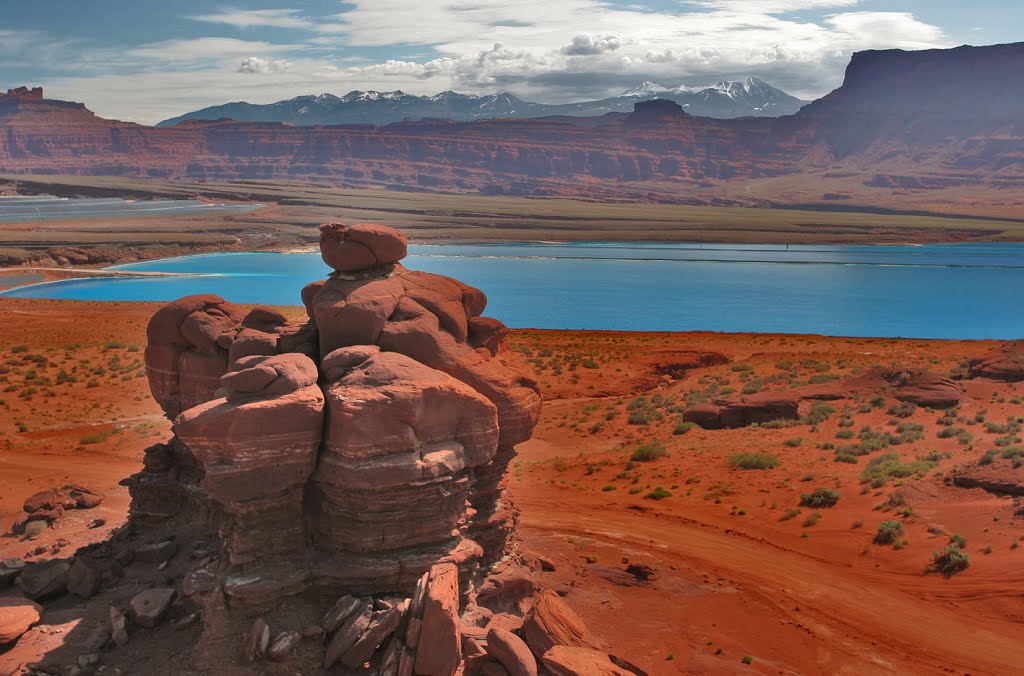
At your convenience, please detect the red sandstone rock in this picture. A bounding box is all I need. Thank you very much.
[540,646,631,676]
[129,588,175,628]
[320,222,408,272]
[324,601,372,669]
[892,371,962,408]
[521,591,599,659]
[487,627,538,676]
[16,560,69,600]
[267,630,301,661]
[313,351,497,556]
[414,564,461,676]
[970,341,1024,381]
[0,595,42,644]
[145,295,245,418]
[174,353,324,565]
[244,618,270,662]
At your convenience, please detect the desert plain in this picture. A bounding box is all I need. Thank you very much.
[2,297,1023,674]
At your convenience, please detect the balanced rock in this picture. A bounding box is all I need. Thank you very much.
[0,595,42,644]
[320,222,408,273]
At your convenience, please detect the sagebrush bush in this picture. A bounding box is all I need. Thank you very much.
[800,487,840,508]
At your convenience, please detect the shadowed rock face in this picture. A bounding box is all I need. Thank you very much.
[141,222,541,601]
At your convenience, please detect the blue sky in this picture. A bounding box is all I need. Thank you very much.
[1,1,1018,123]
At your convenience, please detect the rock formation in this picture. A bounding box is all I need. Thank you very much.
[969,341,1024,381]
[34,221,640,673]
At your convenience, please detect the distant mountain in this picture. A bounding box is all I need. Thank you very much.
[4,42,1023,207]
[155,77,806,127]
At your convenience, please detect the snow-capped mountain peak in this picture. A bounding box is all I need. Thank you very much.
[622,81,671,97]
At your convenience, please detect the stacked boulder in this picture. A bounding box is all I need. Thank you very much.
[137,221,542,602]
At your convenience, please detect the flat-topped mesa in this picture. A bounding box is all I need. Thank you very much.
[136,221,541,607]
[319,222,408,275]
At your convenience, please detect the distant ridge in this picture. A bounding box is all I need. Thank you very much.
[156,77,806,127]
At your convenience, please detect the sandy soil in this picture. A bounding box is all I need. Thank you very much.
[1,300,1023,674]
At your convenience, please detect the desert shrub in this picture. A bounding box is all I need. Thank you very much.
[888,402,917,418]
[779,507,801,521]
[874,520,904,545]
[673,421,696,435]
[804,403,835,425]
[729,453,780,470]
[949,533,967,548]
[645,486,672,500]
[859,452,937,486]
[835,429,856,440]
[79,432,107,445]
[800,487,840,508]
[928,545,970,576]
[783,437,804,447]
[631,442,667,462]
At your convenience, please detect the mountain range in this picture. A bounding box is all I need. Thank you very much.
[155,77,806,127]
[2,42,1023,212]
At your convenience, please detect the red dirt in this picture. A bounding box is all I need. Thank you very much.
[2,300,1024,674]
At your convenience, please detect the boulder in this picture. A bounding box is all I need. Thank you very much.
[129,588,175,628]
[522,591,598,658]
[324,601,372,669]
[0,560,24,589]
[268,630,301,661]
[414,564,461,676]
[541,646,632,676]
[320,222,408,273]
[17,560,70,600]
[323,595,363,633]
[339,604,403,669]
[0,595,42,644]
[244,618,270,662]
[487,627,538,676]
[110,606,129,647]
[67,558,102,599]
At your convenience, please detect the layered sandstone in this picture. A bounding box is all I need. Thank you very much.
[136,222,541,606]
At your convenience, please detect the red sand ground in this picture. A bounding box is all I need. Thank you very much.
[2,299,1023,674]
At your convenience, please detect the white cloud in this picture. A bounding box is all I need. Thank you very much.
[237,56,293,74]
[30,0,953,123]
[189,8,315,30]
[561,33,624,56]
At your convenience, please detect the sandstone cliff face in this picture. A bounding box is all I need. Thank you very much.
[4,43,1024,198]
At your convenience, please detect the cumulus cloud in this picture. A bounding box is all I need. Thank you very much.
[561,33,623,56]
[237,56,293,74]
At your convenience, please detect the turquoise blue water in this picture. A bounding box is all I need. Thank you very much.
[4,242,1024,339]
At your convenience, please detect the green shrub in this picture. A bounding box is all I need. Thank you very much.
[859,452,938,486]
[729,453,780,470]
[631,442,667,462]
[800,488,840,508]
[928,545,970,576]
[645,486,672,500]
[804,403,835,425]
[783,437,804,448]
[674,421,697,435]
[874,520,904,545]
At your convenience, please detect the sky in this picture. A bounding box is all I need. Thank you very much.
[0,1,1019,124]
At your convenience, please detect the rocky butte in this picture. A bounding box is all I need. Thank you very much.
[0,223,642,674]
